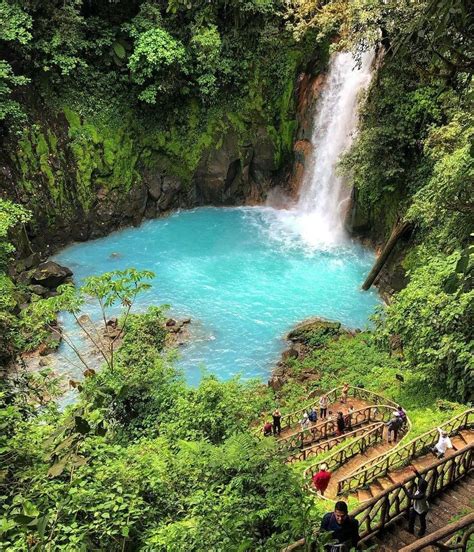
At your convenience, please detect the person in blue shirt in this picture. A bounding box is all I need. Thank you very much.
[308,407,318,423]
[321,501,360,551]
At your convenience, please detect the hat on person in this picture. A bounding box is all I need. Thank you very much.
[394,412,401,417]
[303,412,308,418]
[320,463,328,471]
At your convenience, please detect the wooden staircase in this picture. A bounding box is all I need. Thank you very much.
[282,445,473,552]
[364,472,474,551]
[354,429,474,504]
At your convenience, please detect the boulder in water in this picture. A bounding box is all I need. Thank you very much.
[287,318,345,348]
[31,261,73,289]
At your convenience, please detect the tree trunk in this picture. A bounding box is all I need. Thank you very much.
[362,220,411,291]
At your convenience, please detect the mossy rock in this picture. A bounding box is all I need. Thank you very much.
[287,318,347,349]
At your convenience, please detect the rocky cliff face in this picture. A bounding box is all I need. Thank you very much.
[0,106,288,256]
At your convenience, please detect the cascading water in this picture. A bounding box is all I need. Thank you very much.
[267,50,374,249]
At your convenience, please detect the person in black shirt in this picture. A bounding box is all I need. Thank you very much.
[272,409,282,436]
[321,501,359,551]
[336,412,345,436]
[402,466,429,537]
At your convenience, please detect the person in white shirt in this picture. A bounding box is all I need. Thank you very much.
[300,412,310,431]
[431,428,457,458]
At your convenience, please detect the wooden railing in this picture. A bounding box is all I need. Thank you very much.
[399,512,474,551]
[303,422,385,491]
[337,409,474,496]
[287,422,382,464]
[275,385,398,434]
[278,404,392,453]
[254,385,399,438]
[282,444,473,551]
[354,444,473,544]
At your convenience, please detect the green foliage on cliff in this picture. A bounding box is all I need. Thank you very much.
[1,0,318,220]
[0,200,31,362]
[314,0,473,401]
[377,251,473,401]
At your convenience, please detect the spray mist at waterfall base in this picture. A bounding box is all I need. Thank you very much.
[267,50,374,249]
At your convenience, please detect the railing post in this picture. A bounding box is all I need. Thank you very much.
[380,495,390,531]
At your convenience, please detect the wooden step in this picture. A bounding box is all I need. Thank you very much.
[449,489,473,509]
[397,527,417,546]
[411,454,436,471]
[357,487,373,502]
[452,486,474,502]
[388,467,412,484]
[378,476,394,490]
[451,435,467,448]
[369,480,385,495]
[459,429,474,444]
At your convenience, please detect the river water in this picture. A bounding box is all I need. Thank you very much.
[51,51,378,387]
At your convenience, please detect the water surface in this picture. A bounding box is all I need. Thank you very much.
[53,207,379,385]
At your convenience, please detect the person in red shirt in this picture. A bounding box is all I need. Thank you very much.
[312,463,331,496]
[263,421,273,437]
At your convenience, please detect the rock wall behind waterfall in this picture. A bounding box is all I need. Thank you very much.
[0,103,289,256]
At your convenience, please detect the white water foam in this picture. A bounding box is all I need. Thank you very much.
[265,50,374,250]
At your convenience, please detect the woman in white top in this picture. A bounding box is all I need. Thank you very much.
[431,428,457,458]
[300,412,310,431]
[319,395,328,419]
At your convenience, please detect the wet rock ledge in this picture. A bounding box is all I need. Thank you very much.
[269,318,356,391]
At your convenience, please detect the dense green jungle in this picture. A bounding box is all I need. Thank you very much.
[0,1,472,550]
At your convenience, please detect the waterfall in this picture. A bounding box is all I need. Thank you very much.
[266,50,374,250]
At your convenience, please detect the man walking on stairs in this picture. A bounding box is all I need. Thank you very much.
[321,501,359,551]
[402,466,429,537]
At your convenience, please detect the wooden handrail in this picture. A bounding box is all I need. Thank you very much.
[398,512,474,551]
[287,421,382,464]
[278,385,398,429]
[283,444,473,551]
[337,409,473,496]
[278,404,395,453]
[303,422,386,489]
[353,444,473,543]
[255,385,399,437]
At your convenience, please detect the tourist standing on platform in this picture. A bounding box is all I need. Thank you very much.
[402,466,429,537]
[341,382,350,404]
[320,394,329,418]
[272,408,281,436]
[397,405,407,426]
[336,412,345,436]
[300,412,310,431]
[431,428,457,458]
[387,411,403,443]
[345,406,354,431]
